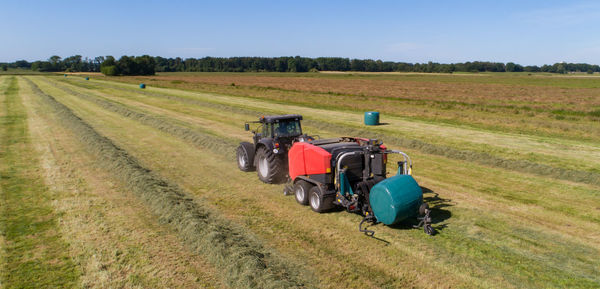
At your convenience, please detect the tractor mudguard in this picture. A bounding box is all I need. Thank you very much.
[258,137,287,155]
[257,138,275,151]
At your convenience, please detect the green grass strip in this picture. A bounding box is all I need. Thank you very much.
[23,78,315,289]
[42,78,239,160]
[0,77,80,288]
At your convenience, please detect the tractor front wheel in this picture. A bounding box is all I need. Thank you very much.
[256,146,285,183]
[237,142,255,172]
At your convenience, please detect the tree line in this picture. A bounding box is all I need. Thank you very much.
[2,55,599,75]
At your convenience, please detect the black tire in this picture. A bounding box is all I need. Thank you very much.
[294,180,312,205]
[309,186,327,213]
[255,146,286,184]
[237,142,255,172]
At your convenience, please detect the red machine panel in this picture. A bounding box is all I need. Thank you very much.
[288,142,332,180]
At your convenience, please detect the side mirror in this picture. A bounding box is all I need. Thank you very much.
[244,123,250,131]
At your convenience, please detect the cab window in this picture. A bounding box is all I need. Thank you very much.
[273,121,301,137]
[262,123,272,137]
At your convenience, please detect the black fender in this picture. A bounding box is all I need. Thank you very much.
[238,141,255,166]
[257,138,287,155]
[294,175,320,186]
[257,138,276,152]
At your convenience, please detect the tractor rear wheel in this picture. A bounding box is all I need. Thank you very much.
[256,146,285,183]
[236,142,255,172]
[294,180,312,205]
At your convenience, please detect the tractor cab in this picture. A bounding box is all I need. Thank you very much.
[246,114,303,145]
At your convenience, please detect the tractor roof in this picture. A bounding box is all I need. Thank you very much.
[261,114,303,123]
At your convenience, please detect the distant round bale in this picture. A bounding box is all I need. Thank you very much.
[364,111,380,125]
[139,83,146,89]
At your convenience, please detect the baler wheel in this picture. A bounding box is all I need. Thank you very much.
[309,187,327,213]
[294,180,312,205]
[256,146,285,184]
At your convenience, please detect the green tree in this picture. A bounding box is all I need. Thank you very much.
[100,65,119,76]
[63,55,83,72]
[505,62,516,72]
[287,58,297,72]
[100,56,119,76]
[133,55,155,75]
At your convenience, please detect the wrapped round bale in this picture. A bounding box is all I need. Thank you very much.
[369,174,423,225]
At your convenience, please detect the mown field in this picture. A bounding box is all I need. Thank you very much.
[0,72,598,288]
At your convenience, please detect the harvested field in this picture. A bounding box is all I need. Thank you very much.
[103,72,600,143]
[1,73,599,288]
[23,78,313,289]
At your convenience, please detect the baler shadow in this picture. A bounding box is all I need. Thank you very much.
[317,186,452,241]
[386,186,452,234]
[421,186,453,231]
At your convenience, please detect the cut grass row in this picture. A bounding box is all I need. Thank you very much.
[44,77,600,232]
[43,78,240,158]
[58,77,600,184]
[0,77,80,288]
[70,76,600,168]
[18,77,225,288]
[104,73,600,143]
[23,77,315,289]
[34,76,600,288]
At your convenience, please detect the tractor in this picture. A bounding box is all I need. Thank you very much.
[236,115,433,235]
[236,114,313,183]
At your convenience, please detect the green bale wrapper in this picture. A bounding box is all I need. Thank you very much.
[364,111,379,125]
[369,174,423,225]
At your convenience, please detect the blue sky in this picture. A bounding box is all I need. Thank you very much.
[2,0,600,65]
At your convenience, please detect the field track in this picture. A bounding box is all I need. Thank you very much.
[1,74,599,288]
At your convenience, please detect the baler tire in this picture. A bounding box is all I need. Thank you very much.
[236,143,255,172]
[256,146,285,184]
[294,180,312,205]
[309,186,327,213]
